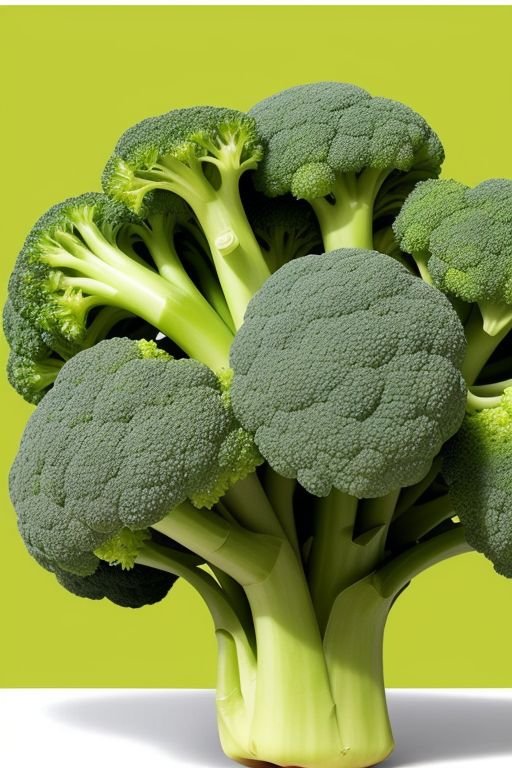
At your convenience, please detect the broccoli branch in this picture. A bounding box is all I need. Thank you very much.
[44,214,233,372]
[310,169,389,251]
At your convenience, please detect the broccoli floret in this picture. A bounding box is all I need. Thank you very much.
[443,387,512,577]
[54,558,177,608]
[103,107,271,327]
[6,353,64,404]
[5,192,234,377]
[4,294,135,402]
[394,178,512,336]
[250,82,443,251]
[9,337,260,576]
[230,248,466,497]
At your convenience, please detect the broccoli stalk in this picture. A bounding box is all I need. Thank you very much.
[95,477,469,768]
[46,204,233,371]
[309,168,388,251]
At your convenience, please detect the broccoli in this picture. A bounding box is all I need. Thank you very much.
[6,82,512,768]
[4,192,236,401]
[394,178,512,385]
[443,387,512,578]
[249,82,443,251]
[103,107,271,328]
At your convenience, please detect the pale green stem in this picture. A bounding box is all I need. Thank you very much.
[471,378,512,396]
[136,542,256,732]
[466,391,503,412]
[239,539,343,767]
[151,502,282,587]
[372,525,472,599]
[263,468,301,560]
[222,472,286,538]
[389,494,455,548]
[323,579,394,768]
[307,491,359,633]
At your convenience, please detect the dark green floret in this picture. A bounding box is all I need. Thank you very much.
[394,178,512,337]
[250,82,443,252]
[230,248,466,498]
[9,337,261,576]
[54,559,177,608]
[103,106,271,328]
[443,387,512,577]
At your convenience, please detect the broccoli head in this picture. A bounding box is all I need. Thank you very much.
[9,337,260,577]
[4,193,234,389]
[249,82,443,251]
[230,248,466,497]
[394,178,512,336]
[103,106,270,328]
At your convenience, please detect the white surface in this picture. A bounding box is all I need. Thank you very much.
[0,689,512,767]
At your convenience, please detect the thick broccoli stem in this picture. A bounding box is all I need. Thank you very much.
[323,579,394,768]
[236,539,343,768]
[320,526,472,768]
[46,220,233,372]
[310,169,389,252]
[308,490,399,633]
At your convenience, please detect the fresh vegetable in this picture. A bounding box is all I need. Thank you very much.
[5,81,512,768]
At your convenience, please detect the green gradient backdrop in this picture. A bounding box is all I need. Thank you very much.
[1,5,512,687]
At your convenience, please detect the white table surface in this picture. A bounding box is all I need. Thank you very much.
[0,688,511,767]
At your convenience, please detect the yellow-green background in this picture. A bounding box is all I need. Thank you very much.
[1,5,511,688]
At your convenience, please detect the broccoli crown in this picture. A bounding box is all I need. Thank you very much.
[230,248,466,498]
[102,106,261,207]
[443,388,512,577]
[9,337,260,577]
[7,192,136,345]
[394,178,512,306]
[249,82,444,199]
[54,559,177,608]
